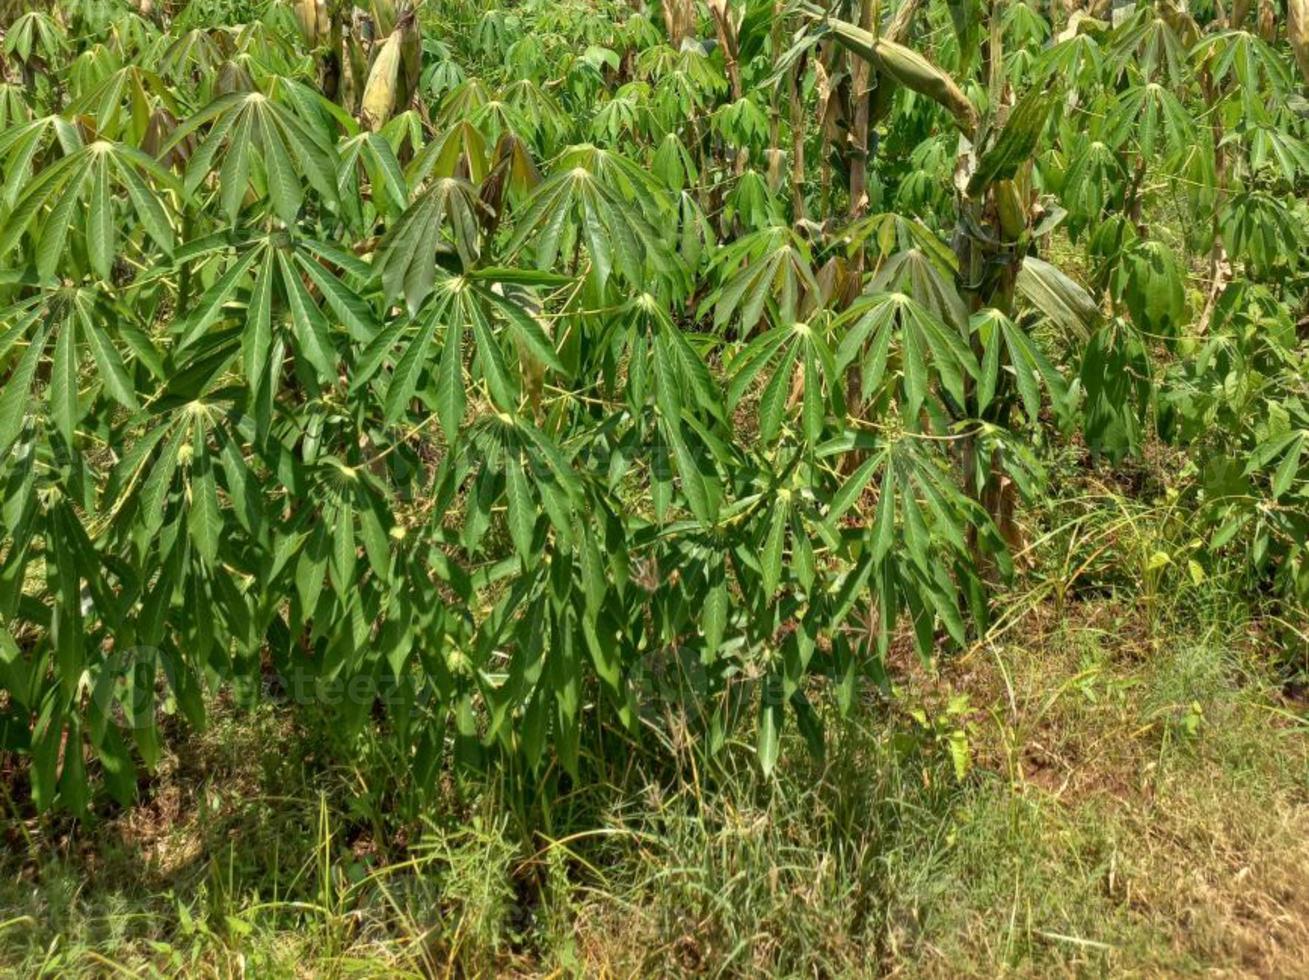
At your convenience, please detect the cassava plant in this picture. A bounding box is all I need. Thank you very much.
[0,0,1305,816]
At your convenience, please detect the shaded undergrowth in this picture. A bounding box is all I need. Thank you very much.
[3,580,1307,977]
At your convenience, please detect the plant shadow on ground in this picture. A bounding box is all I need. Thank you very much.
[4,584,1308,978]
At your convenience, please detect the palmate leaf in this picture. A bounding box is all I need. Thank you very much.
[1249,125,1309,183]
[867,248,968,335]
[612,293,724,426]
[412,119,491,186]
[727,319,838,448]
[842,213,958,274]
[0,284,147,458]
[479,132,544,238]
[1108,5,1193,84]
[104,402,254,615]
[835,292,978,417]
[0,85,32,133]
[1220,191,1303,277]
[1114,241,1186,339]
[1103,81,1196,161]
[972,309,1071,423]
[707,225,819,335]
[64,65,181,145]
[452,412,583,556]
[1036,27,1105,88]
[649,47,729,120]
[172,232,375,390]
[1193,29,1294,116]
[0,114,83,209]
[358,267,565,434]
[2,11,66,66]
[1015,256,1101,340]
[436,78,494,129]
[336,130,410,231]
[0,138,178,279]
[1056,137,1125,226]
[500,79,570,148]
[1245,430,1307,502]
[164,87,339,226]
[504,144,673,291]
[155,28,226,83]
[373,176,485,314]
[818,436,981,657]
[1080,318,1152,461]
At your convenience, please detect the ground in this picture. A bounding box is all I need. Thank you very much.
[3,579,1307,977]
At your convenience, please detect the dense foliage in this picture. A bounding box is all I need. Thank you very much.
[1,0,1306,815]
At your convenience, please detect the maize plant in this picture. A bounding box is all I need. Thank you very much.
[0,0,1306,814]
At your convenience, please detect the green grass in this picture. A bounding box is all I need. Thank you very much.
[3,584,1307,977]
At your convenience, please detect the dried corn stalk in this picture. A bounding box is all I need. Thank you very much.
[824,18,978,138]
[1291,0,1309,87]
[361,28,402,130]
